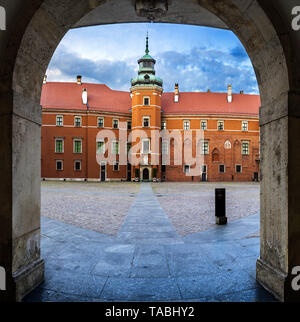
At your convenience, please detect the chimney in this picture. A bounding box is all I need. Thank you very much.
[174,83,179,103]
[77,75,82,85]
[43,75,47,84]
[207,89,211,93]
[82,88,88,105]
[240,90,244,94]
[227,84,232,103]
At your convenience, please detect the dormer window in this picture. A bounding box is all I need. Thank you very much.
[143,97,150,106]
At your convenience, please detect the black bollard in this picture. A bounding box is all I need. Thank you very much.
[215,188,227,225]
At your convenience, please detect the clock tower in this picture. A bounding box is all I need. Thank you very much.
[130,35,163,181]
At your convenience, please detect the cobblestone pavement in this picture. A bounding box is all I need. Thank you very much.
[25,183,276,302]
[41,182,140,236]
[152,182,260,236]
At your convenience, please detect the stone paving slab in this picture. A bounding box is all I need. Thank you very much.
[24,183,276,302]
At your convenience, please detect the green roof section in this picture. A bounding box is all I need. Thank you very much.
[131,34,163,88]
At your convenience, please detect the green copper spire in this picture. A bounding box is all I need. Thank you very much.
[130,33,163,88]
[145,32,149,55]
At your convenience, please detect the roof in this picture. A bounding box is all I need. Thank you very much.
[41,82,260,116]
[41,82,131,114]
[162,92,260,116]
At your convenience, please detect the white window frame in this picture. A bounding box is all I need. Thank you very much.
[56,160,63,171]
[143,116,150,128]
[242,121,248,132]
[97,117,104,128]
[218,120,224,131]
[96,140,105,154]
[113,161,119,172]
[56,115,63,127]
[242,141,250,155]
[183,120,190,130]
[219,164,226,173]
[161,121,167,130]
[113,119,119,129]
[143,96,150,106]
[184,165,191,174]
[74,160,82,171]
[236,164,242,173]
[74,116,82,127]
[112,141,119,155]
[201,140,209,155]
[73,139,82,154]
[55,138,64,153]
[142,138,150,154]
[201,120,207,130]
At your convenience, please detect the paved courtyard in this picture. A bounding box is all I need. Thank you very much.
[24,182,276,302]
[41,181,260,236]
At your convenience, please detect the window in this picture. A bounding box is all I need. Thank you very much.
[113,119,119,129]
[55,139,64,153]
[183,120,190,130]
[218,121,224,131]
[242,141,249,155]
[162,165,166,172]
[142,139,150,154]
[113,161,119,172]
[219,165,225,173]
[97,117,104,128]
[112,141,119,155]
[97,141,105,154]
[74,140,82,153]
[236,165,242,173]
[162,141,168,155]
[161,121,167,130]
[143,117,150,127]
[201,120,207,130]
[184,165,190,173]
[56,160,63,171]
[201,141,209,155]
[242,121,248,132]
[202,165,207,173]
[127,121,132,130]
[74,116,82,127]
[74,160,81,171]
[143,96,150,106]
[56,115,63,126]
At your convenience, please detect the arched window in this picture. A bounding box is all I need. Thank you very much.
[212,148,220,162]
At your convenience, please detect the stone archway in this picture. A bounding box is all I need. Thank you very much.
[0,0,299,302]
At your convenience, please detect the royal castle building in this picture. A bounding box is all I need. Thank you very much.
[41,37,260,182]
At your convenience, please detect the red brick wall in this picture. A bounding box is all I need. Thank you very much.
[42,109,259,182]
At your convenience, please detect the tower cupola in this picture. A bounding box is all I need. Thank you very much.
[131,34,163,88]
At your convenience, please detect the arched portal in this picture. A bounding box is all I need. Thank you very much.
[0,0,299,302]
[143,168,149,181]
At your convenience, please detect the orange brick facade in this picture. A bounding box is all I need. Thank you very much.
[41,40,260,182]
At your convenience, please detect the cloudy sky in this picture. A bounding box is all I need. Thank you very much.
[46,23,259,94]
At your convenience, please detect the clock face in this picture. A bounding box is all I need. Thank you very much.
[224,140,232,149]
